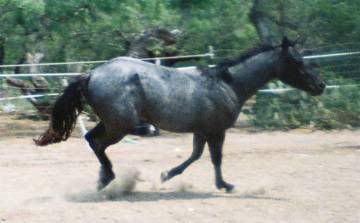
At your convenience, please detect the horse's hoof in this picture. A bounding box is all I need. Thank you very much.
[160,171,169,183]
[225,184,235,193]
[97,183,107,191]
[97,179,114,191]
[97,173,115,191]
[216,181,235,193]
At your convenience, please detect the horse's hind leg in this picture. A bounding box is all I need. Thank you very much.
[85,122,124,190]
[207,132,234,193]
[161,133,206,182]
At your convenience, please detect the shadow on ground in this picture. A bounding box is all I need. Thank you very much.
[66,189,288,203]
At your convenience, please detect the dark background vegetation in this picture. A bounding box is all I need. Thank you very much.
[0,0,359,129]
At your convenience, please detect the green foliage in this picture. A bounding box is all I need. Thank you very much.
[1,0,360,129]
[248,78,360,130]
[0,0,259,65]
[1,0,358,63]
[308,0,360,43]
[176,0,258,55]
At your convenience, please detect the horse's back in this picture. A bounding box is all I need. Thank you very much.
[87,56,201,106]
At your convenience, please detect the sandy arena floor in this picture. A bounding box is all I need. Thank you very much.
[0,129,360,223]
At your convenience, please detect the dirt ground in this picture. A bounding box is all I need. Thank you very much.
[1,118,360,222]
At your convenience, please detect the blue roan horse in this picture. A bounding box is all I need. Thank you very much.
[35,37,325,192]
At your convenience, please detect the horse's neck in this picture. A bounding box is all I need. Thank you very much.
[228,50,280,100]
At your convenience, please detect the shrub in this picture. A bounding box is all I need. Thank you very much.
[247,77,360,130]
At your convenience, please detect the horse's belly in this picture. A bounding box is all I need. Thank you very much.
[146,109,197,132]
[157,122,192,133]
[154,116,238,133]
[147,105,239,133]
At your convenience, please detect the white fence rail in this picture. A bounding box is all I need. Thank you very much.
[0,72,82,77]
[0,46,214,68]
[1,49,359,101]
[303,51,360,60]
[0,93,59,101]
[0,48,357,69]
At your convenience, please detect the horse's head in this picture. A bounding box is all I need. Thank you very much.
[278,37,325,96]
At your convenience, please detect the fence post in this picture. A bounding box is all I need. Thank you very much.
[208,45,215,59]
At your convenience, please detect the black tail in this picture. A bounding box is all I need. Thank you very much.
[34,75,89,146]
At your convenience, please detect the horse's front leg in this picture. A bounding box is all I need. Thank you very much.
[207,131,234,193]
[161,133,206,182]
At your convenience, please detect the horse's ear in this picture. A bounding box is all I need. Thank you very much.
[281,36,294,49]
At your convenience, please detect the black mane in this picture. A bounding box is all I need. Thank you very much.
[201,44,276,82]
[217,44,276,69]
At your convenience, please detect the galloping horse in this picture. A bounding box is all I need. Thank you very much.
[35,37,325,192]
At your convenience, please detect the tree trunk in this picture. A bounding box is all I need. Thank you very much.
[249,0,276,45]
[6,52,52,119]
[127,28,177,58]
